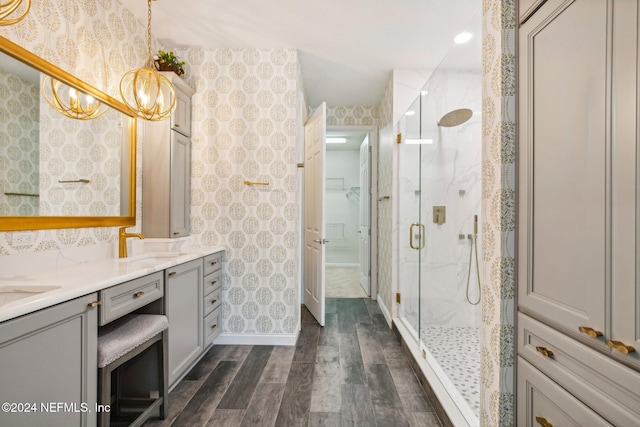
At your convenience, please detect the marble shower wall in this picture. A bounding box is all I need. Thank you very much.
[175,47,300,336]
[0,0,149,254]
[397,70,482,331]
[0,67,39,216]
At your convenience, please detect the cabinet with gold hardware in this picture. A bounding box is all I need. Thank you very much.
[99,272,164,325]
[518,358,612,427]
[142,73,195,239]
[0,294,98,427]
[518,0,640,421]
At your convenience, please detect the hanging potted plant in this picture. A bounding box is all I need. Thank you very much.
[154,50,185,76]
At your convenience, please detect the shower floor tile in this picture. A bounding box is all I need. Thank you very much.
[421,326,480,417]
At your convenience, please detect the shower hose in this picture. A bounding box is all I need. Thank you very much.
[466,232,482,305]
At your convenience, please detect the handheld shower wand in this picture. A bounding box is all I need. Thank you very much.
[466,214,481,305]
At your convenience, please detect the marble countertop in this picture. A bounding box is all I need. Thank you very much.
[0,245,225,323]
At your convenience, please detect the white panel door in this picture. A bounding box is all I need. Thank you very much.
[359,136,371,296]
[303,103,326,326]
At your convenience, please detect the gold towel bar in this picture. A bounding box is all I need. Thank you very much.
[4,192,39,197]
[244,180,269,186]
[58,179,90,184]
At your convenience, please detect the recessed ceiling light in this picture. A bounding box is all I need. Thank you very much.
[326,137,347,144]
[454,32,473,44]
[405,110,416,116]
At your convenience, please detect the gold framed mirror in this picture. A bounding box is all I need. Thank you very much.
[0,36,136,231]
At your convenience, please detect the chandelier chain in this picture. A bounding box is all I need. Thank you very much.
[146,0,152,67]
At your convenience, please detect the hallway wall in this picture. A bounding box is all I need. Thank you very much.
[479,1,516,426]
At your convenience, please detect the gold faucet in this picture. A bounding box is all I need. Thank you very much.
[118,227,144,258]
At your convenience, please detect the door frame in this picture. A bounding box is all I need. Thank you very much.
[324,124,379,301]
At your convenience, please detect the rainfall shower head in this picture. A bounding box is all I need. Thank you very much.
[437,108,473,128]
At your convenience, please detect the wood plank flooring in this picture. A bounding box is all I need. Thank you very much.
[144,298,441,427]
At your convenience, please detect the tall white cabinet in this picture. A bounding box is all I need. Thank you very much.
[142,73,195,238]
[518,0,640,425]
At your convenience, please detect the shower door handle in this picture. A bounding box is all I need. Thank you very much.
[409,223,425,250]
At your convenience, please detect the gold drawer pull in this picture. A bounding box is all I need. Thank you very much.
[174,123,180,127]
[210,261,217,266]
[535,346,554,358]
[210,280,218,286]
[133,291,144,298]
[578,326,603,338]
[211,324,217,329]
[88,300,101,308]
[211,299,217,304]
[173,231,180,236]
[168,272,176,277]
[535,417,553,427]
[606,340,636,354]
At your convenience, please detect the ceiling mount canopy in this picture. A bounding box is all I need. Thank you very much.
[119,0,176,122]
[0,0,31,26]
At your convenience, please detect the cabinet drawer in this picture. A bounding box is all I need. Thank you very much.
[518,313,640,425]
[203,286,222,317]
[203,269,222,296]
[204,307,221,346]
[204,252,223,276]
[99,272,163,326]
[518,358,612,426]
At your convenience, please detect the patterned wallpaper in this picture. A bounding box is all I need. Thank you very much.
[479,0,516,425]
[175,47,300,336]
[0,68,39,216]
[327,105,378,126]
[38,96,123,217]
[376,80,394,312]
[0,0,148,254]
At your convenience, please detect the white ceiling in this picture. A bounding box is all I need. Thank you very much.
[127,0,480,108]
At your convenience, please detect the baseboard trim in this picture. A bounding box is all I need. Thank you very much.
[378,296,392,326]
[213,331,299,346]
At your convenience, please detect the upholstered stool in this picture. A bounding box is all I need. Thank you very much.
[97,314,169,427]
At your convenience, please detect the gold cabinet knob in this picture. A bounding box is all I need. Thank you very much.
[578,326,603,338]
[211,324,217,329]
[211,299,217,304]
[87,300,102,308]
[168,271,176,277]
[535,346,554,358]
[535,417,553,427]
[606,340,636,354]
[133,291,144,298]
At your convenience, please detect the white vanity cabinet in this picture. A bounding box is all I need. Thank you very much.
[518,0,640,423]
[0,294,99,427]
[142,74,195,239]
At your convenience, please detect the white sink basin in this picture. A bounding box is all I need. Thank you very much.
[0,285,62,306]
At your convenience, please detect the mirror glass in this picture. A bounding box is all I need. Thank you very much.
[0,36,136,231]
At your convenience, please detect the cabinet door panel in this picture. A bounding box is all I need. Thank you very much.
[518,358,613,427]
[166,259,203,386]
[518,0,609,341]
[170,131,191,238]
[171,87,191,137]
[610,0,640,371]
[0,295,97,427]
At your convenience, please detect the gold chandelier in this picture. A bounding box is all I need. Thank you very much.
[41,76,108,120]
[119,0,175,121]
[0,0,30,26]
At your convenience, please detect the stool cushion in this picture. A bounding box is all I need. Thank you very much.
[98,314,168,368]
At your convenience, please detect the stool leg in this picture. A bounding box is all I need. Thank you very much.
[98,367,111,427]
[159,329,168,419]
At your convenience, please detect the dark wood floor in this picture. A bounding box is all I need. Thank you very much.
[144,298,441,427]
